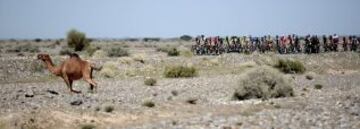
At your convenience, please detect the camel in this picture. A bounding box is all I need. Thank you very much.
[37,53,99,93]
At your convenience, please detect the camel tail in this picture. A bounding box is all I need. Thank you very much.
[91,64,103,71]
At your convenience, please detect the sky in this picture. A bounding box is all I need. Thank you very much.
[0,0,360,39]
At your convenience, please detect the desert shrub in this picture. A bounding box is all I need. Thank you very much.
[67,29,90,51]
[132,54,145,63]
[124,38,139,42]
[30,61,45,73]
[144,78,157,86]
[156,46,179,56]
[91,50,107,58]
[34,38,42,42]
[167,48,179,56]
[180,35,192,41]
[10,44,40,53]
[233,66,294,100]
[142,100,155,108]
[104,106,114,113]
[81,124,96,129]
[108,47,129,57]
[274,59,305,74]
[143,37,160,42]
[55,40,61,45]
[314,84,323,89]
[180,49,193,58]
[86,46,100,56]
[156,46,170,53]
[59,47,74,55]
[99,62,119,78]
[164,66,197,78]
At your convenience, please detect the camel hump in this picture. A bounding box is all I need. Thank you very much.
[68,53,80,58]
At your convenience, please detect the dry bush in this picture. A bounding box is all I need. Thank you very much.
[118,57,133,64]
[8,44,40,53]
[144,77,157,86]
[108,47,129,57]
[164,66,197,78]
[167,48,179,56]
[86,46,100,56]
[30,60,45,73]
[274,59,306,74]
[91,50,107,58]
[156,46,179,56]
[132,53,145,63]
[233,66,294,100]
[99,62,119,78]
[180,49,193,58]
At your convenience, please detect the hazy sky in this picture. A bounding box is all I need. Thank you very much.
[0,0,359,39]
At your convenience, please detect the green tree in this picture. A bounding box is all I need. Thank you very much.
[67,29,90,51]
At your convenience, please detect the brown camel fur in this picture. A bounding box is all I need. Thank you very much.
[37,53,99,93]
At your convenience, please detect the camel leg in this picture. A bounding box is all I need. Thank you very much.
[84,68,98,91]
[84,76,97,91]
[69,80,81,93]
[63,75,81,94]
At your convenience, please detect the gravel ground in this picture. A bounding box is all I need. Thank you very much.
[0,43,359,129]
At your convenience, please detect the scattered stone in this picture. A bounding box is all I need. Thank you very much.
[70,100,83,106]
[25,91,34,98]
[25,94,34,98]
[46,90,59,95]
[171,90,178,96]
[186,98,198,105]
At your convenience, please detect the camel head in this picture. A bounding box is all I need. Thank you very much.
[37,53,51,62]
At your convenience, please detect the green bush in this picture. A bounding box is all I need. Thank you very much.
[34,38,42,42]
[274,59,305,74]
[180,35,192,41]
[314,84,323,89]
[142,100,155,108]
[233,66,294,100]
[104,106,114,113]
[108,47,129,57]
[81,124,96,129]
[144,78,157,86]
[164,66,197,78]
[167,48,179,56]
[143,37,160,42]
[67,29,90,51]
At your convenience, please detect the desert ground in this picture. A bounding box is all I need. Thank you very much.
[0,40,359,129]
